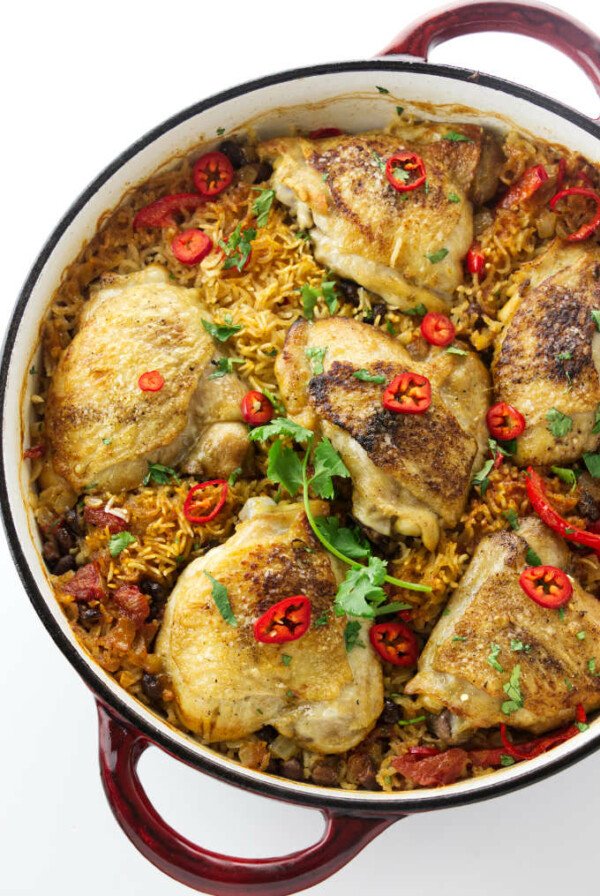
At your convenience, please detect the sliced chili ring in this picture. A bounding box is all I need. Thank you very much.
[241,391,273,426]
[309,127,343,139]
[420,312,456,347]
[383,372,431,414]
[193,152,234,197]
[369,621,419,666]
[519,565,573,609]
[385,152,427,192]
[138,370,164,392]
[183,480,228,525]
[133,193,204,229]
[254,595,311,644]
[550,187,600,242]
[486,402,525,440]
[171,228,213,265]
[496,164,548,209]
[466,245,485,274]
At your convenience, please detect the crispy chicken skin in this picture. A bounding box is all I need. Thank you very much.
[275,317,490,550]
[156,500,384,752]
[406,518,600,736]
[44,266,248,494]
[493,242,600,466]
[258,126,502,309]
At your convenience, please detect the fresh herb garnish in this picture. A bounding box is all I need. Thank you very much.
[373,151,386,172]
[525,546,542,567]
[593,403,600,434]
[575,721,589,733]
[551,466,579,490]
[565,678,573,692]
[446,345,469,356]
[397,716,427,726]
[252,188,276,227]
[588,658,598,674]
[577,631,586,641]
[396,106,404,116]
[502,665,524,715]
[352,369,386,383]
[401,303,428,316]
[546,407,572,438]
[452,636,467,642]
[84,482,99,490]
[500,755,516,767]
[143,462,180,486]
[473,456,494,495]
[344,620,366,651]
[248,417,313,445]
[488,643,504,672]
[305,346,328,376]
[559,607,566,622]
[29,366,38,375]
[208,357,245,379]
[309,437,352,500]
[591,309,600,331]
[447,192,461,203]
[314,516,371,560]
[102,437,112,445]
[296,230,311,242]
[443,131,474,142]
[314,610,330,627]
[556,351,572,361]
[218,224,256,271]
[510,639,532,652]
[228,466,242,486]
[108,531,136,557]
[321,280,339,314]
[301,279,339,319]
[424,179,430,196]
[386,319,397,335]
[376,86,389,94]
[583,452,600,478]
[286,689,294,698]
[266,440,304,497]
[204,572,237,626]
[322,172,330,182]
[216,127,225,136]
[503,509,520,530]
[202,313,244,342]
[282,654,292,666]
[426,248,449,264]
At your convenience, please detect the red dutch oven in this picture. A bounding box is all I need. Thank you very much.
[2,2,600,893]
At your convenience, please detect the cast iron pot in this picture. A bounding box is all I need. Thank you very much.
[3,2,600,893]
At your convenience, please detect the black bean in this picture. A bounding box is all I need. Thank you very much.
[63,507,81,536]
[141,672,163,704]
[256,725,278,744]
[280,758,303,781]
[42,540,60,568]
[372,303,387,322]
[337,279,360,306]
[78,603,102,627]
[55,525,75,553]
[254,161,273,183]
[380,698,400,725]
[54,555,76,575]
[577,491,600,522]
[139,578,167,601]
[311,762,339,786]
[218,140,246,169]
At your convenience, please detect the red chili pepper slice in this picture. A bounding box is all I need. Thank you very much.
[183,480,228,525]
[500,706,587,761]
[420,312,456,347]
[241,391,273,426]
[526,466,600,551]
[497,164,549,209]
[466,245,485,274]
[369,621,419,666]
[23,442,46,460]
[577,169,595,188]
[556,158,567,191]
[383,372,431,414]
[407,746,441,757]
[519,565,573,609]
[550,187,600,242]
[385,152,427,192]
[138,370,164,392]
[171,228,213,265]
[253,595,311,644]
[133,193,204,229]
[193,152,234,197]
[486,402,526,440]
[309,127,343,139]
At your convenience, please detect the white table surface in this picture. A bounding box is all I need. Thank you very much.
[3,1,600,893]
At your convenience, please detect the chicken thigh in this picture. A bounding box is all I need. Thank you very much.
[258,126,502,310]
[406,518,600,736]
[492,241,600,466]
[155,500,384,752]
[275,317,490,550]
[44,265,248,494]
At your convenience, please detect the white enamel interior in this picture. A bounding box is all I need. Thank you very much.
[4,63,600,806]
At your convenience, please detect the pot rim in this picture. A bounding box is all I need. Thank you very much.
[2,56,600,815]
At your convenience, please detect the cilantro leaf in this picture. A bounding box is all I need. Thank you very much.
[376,86,389,94]
[282,654,292,666]
[591,309,600,331]
[488,643,504,673]
[301,284,319,320]
[344,620,365,652]
[396,106,404,116]
[143,462,180,486]
[546,407,572,438]
[204,572,237,627]
[443,131,474,142]
[314,516,371,561]
[386,319,397,335]
[219,225,256,271]
[267,440,303,496]
[208,357,244,379]
[252,188,276,227]
[352,369,386,383]
[447,192,461,203]
[248,417,313,444]
[321,280,339,314]
[334,556,388,618]
[401,303,428,316]
[216,127,225,136]
[592,403,600,434]
[309,437,350,499]
[202,315,244,342]
[501,665,524,715]
[426,248,449,264]
[525,546,542,566]
[262,386,285,416]
[500,755,516,767]
[372,151,386,172]
[397,716,427,727]
[510,639,532,652]
[473,457,494,495]
[583,452,600,478]
[108,531,136,557]
[305,346,327,376]
[588,658,598,675]
[314,610,330,627]
[228,466,242,486]
[551,465,579,489]
[503,509,520,530]
[446,345,468,356]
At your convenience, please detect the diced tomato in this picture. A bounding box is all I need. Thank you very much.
[113,584,150,629]
[83,506,128,534]
[62,561,106,602]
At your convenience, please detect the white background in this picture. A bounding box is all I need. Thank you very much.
[3,1,600,893]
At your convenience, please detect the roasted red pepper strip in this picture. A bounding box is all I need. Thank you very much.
[62,561,106,602]
[486,402,525,440]
[369,622,419,666]
[519,565,573,609]
[466,245,485,274]
[138,370,164,392]
[241,391,273,425]
[497,164,548,209]
[550,186,600,241]
[556,158,567,191]
[23,442,46,460]
[385,152,427,192]
[383,372,431,414]
[113,584,150,629]
[193,152,234,197]
[254,595,311,644]
[500,707,586,761]
[526,466,600,551]
[83,506,128,535]
[420,312,456,347]
[309,127,343,139]
[183,480,228,525]
[133,193,204,229]
[171,228,213,265]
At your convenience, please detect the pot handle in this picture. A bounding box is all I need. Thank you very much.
[97,703,400,896]
[379,0,600,104]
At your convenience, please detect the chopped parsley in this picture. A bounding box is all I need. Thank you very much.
[559,607,566,622]
[577,631,586,641]
[396,106,404,116]
[218,224,256,271]
[447,192,461,203]
[386,319,397,335]
[228,466,242,486]
[402,303,428,316]
[500,755,516,767]
[301,279,339,319]
[397,716,426,726]
[452,636,467,642]
[591,309,600,331]
[551,466,579,490]
[143,462,180,486]
[556,350,572,361]
[575,721,589,733]
[29,365,38,375]
[488,643,504,672]
[204,572,237,627]
[208,357,244,379]
[443,131,474,142]
[252,188,276,227]
[314,516,371,560]
[503,509,520,530]
[473,456,495,495]
[344,620,366,652]
[446,345,469,356]
[282,654,292,666]
[565,678,573,692]
[376,85,389,94]
[588,658,598,674]
[286,689,294,698]
[352,369,386,383]
[510,639,532,652]
[314,610,330,627]
[108,531,136,557]
[426,248,449,264]
[583,452,600,478]
[201,313,244,342]
[216,127,225,136]
[593,403,600,434]
[305,346,328,376]
[502,665,524,715]
[322,172,330,182]
[373,151,386,172]
[546,407,572,438]
[101,437,112,445]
